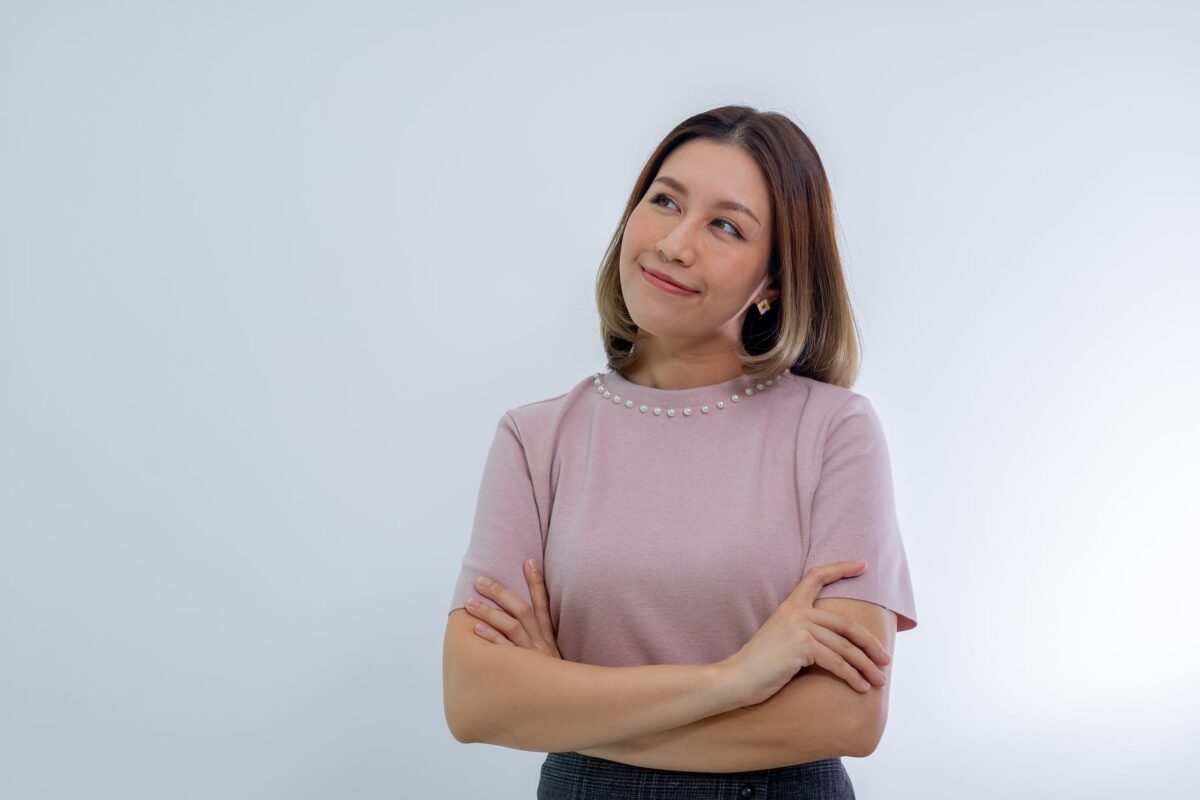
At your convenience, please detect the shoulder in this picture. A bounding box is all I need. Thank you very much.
[781,374,888,457]
[497,371,599,444]
[785,373,876,424]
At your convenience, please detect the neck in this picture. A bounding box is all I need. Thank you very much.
[622,337,746,390]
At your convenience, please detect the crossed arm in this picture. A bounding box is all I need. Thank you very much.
[451,594,902,777]
[570,598,896,772]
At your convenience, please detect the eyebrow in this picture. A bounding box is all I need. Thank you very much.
[651,175,761,227]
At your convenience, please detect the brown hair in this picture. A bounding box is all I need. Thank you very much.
[596,104,862,389]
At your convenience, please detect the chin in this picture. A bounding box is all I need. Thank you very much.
[626,308,693,340]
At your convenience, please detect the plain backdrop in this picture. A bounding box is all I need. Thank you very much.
[2,1,1198,797]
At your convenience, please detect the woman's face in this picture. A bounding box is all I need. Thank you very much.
[618,138,776,346]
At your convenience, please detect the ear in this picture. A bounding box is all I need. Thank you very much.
[754,270,780,304]
[758,285,780,306]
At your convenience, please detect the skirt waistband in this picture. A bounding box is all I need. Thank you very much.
[538,750,854,799]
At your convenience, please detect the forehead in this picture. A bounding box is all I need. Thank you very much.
[656,139,770,213]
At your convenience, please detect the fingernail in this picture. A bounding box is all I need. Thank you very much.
[466,597,478,608]
[526,559,539,573]
[476,576,492,588]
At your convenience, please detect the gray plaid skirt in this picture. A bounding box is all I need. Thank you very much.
[537,751,855,799]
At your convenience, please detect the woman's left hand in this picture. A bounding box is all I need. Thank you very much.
[465,559,562,659]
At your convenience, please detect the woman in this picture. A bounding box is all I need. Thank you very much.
[446,104,918,798]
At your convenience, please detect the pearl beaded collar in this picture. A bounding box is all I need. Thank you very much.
[593,369,789,418]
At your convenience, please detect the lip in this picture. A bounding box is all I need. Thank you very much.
[641,266,699,296]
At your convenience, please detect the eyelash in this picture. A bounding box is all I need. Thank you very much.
[648,193,744,239]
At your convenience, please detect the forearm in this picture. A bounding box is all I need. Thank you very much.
[577,666,865,772]
[454,645,739,753]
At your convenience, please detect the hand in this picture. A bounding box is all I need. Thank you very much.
[719,559,893,707]
[465,559,562,659]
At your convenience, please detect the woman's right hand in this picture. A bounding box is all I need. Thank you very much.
[719,559,893,708]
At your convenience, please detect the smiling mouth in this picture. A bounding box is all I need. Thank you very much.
[641,266,699,294]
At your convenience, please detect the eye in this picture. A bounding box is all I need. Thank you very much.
[648,193,744,239]
[648,192,679,211]
[713,218,743,238]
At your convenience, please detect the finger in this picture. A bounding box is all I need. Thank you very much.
[788,560,868,607]
[465,596,533,648]
[811,639,874,693]
[804,607,892,666]
[473,578,537,645]
[524,559,559,652]
[805,622,888,687]
[471,620,515,646]
[799,560,868,600]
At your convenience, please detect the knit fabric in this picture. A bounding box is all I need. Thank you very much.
[448,367,917,667]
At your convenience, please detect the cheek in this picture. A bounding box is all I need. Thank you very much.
[619,221,653,277]
[625,206,666,245]
[707,273,761,308]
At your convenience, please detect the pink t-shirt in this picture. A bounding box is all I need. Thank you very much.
[448,367,918,668]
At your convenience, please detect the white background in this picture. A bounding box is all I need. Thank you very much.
[2,1,1197,797]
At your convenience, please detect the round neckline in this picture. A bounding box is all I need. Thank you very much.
[600,367,760,407]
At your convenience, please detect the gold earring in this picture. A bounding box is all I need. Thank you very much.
[756,298,772,314]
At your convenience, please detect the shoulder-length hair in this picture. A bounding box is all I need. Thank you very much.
[596,105,862,389]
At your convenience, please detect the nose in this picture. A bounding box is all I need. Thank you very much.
[656,222,698,265]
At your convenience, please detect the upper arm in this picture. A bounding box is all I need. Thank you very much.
[444,411,549,743]
[810,596,897,757]
[806,394,919,632]
[446,412,545,620]
[443,607,490,743]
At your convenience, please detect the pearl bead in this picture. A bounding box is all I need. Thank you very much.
[590,370,789,421]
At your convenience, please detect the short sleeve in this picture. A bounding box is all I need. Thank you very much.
[806,394,918,632]
[447,412,545,616]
